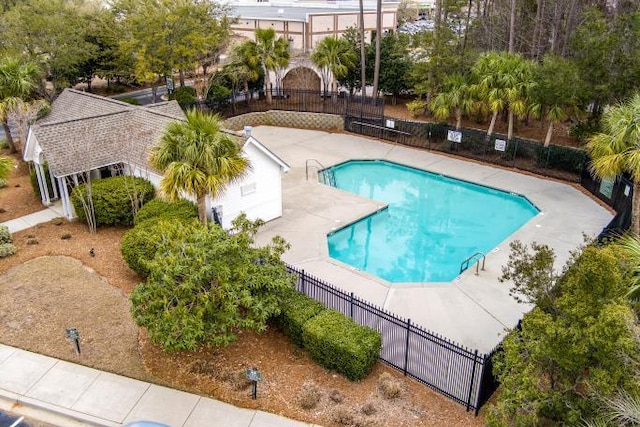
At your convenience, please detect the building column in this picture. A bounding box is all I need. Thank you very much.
[58,177,74,220]
[34,163,50,205]
[49,167,59,200]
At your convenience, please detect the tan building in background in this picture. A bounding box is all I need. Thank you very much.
[230,3,399,53]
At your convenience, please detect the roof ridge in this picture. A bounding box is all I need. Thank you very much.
[37,110,131,127]
[64,88,137,110]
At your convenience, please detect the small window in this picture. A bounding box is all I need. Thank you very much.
[241,182,257,196]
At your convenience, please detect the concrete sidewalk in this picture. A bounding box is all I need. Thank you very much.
[0,345,313,427]
[1,202,65,233]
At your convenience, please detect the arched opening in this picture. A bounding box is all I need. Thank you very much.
[282,67,321,91]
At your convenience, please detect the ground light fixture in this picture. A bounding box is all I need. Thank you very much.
[245,367,262,399]
[65,328,81,355]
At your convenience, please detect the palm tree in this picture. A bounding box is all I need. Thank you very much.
[225,41,262,103]
[430,74,476,130]
[472,52,535,141]
[311,37,357,96]
[150,110,250,224]
[587,93,640,235]
[245,28,290,105]
[358,0,367,96]
[0,57,40,154]
[372,0,382,96]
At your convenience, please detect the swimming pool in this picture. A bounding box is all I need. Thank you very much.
[325,160,539,283]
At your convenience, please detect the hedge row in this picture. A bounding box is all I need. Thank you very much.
[134,198,198,225]
[71,176,155,226]
[276,291,381,381]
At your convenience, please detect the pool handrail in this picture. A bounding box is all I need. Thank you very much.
[460,252,486,275]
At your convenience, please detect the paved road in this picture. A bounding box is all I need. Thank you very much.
[112,86,169,106]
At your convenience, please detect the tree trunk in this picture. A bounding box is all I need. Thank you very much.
[508,109,514,140]
[633,180,640,237]
[264,66,273,105]
[359,0,367,96]
[244,79,251,105]
[544,121,553,147]
[151,85,158,103]
[531,0,543,59]
[455,109,462,130]
[372,0,382,97]
[486,110,499,141]
[1,120,17,154]
[461,0,473,59]
[179,70,186,87]
[198,195,208,225]
[508,0,517,53]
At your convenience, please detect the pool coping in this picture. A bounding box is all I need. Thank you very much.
[250,126,614,352]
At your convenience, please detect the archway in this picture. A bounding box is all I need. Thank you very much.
[282,67,321,91]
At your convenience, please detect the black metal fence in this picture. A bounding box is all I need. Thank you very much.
[285,264,495,414]
[182,89,385,120]
[344,116,588,182]
[581,169,633,238]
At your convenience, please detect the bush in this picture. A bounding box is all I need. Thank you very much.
[535,145,587,173]
[569,118,601,142]
[134,198,198,225]
[0,225,12,244]
[0,243,17,258]
[298,381,322,410]
[71,176,155,226]
[377,372,403,399]
[275,291,326,347]
[302,310,382,381]
[121,219,193,277]
[207,84,231,100]
[169,86,197,107]
[406,99,428,118]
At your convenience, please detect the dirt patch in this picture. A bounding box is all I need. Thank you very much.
[0,152,45,222]
[0,255,149,380]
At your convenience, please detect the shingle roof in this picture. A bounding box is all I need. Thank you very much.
[31,89,187,177]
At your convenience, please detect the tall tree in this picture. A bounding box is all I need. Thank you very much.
[372,0,382,96]
[358,0,367,95]
[1,0,97,91]
[149,110,250,224]
[311,36,356,95]
[532,54,583,147]
[0,57,40,154]
[340,27,366,95]
[244,28,290,105]
[377,33,412,105]
[587,94,640,235]
[221,41,262,103]
[113,0,231,102]
[490,241,639,425]
[131,216,295,351]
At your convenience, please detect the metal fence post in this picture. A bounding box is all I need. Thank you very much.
[301,269,306,294]
[403,318,411,376]
[465,349,479,412]
[349,292,354,318]
[474,354,489,416]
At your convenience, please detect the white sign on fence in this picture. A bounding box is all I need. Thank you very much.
[447,130,462,143]
[385,119,396,129]
[494,139,507,152]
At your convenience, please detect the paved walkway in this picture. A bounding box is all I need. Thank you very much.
[1,202,65,233]
[0,345,312,427]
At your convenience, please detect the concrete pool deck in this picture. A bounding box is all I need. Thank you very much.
[251,126,613,353]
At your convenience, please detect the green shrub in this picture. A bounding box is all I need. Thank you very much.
[535,145,587,173]
[121,219,197,277]
[71,176,155,226]
[119,97,141,105]
[29,162,54,199]
[302,310,382,381]
[0,225,12,244]
[134,198,198,225]
[0,242,17,258]
[169,86,197,107]
[0,139,8,149]
[406,99,428,118]
[207,84,231,100]
[275,291,326,347]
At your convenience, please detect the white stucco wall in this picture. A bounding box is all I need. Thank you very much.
[127,140,286,230]
[207,141,284,229]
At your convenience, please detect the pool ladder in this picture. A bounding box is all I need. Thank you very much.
[460,252,486,275]
[305,159,335,186]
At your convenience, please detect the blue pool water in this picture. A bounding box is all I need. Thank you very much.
[326,160,539,283]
